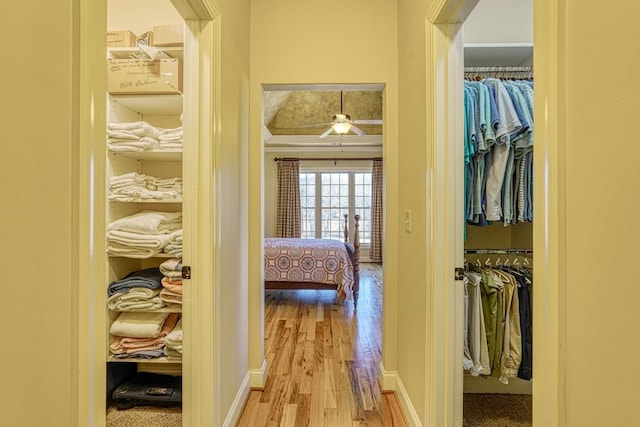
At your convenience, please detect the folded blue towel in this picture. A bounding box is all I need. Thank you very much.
[108,267,164,296]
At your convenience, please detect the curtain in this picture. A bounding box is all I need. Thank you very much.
[370,158,383,262]
[275,158,301,238]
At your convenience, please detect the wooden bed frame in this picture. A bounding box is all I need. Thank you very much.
[264,214,361,306]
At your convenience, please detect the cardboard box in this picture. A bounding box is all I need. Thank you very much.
[152,25,184,46]
[107,30,137,47]
[107,58,183,94]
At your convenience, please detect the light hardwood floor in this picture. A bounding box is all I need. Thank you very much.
[237,263,408,427]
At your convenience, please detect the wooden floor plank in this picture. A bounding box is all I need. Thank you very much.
[239,264,408,427]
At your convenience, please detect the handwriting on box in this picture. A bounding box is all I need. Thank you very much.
[108,59,179,93]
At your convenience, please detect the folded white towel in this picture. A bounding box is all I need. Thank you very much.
[106,243,161,259]
[107,144,145,153]
[108,129,141,140]
[107,210,182,234]
[159,134,183,142]
[110,172,144,183]
[107,137,159,151]
[157,142,183,149]
[108,121,163,139]
[106,230,174,249]
[160,258,182,280]
[108,121,146,130]
[162,126,183,134]
[107,289,166,311]
[168,229,182,243]
[110,311,170,338]
[108,188,180,201]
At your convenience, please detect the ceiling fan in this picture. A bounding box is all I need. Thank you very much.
[301,91,383,139]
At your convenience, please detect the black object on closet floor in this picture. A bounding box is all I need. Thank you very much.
[112,372,182,410]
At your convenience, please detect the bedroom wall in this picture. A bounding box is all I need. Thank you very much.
[249,0,399,382]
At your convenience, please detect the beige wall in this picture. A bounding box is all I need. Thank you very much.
[249,0,399,376]
[108,0,182,34]
[561,1,640,425]
[396,0,436,421]
[0,0,75,426]
[217,0,251,422]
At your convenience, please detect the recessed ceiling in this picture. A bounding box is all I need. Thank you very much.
[264,90,383,137]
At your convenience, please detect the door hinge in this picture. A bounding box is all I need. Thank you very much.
[454,267,464,281]
[182,265,192,279]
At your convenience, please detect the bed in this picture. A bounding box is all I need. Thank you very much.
[264,214,361,306]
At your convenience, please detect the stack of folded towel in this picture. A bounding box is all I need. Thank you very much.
[109,172,183,202]
[159,125,183,149]
[163,230,183,258]
[159,258,183,307]
[164,318,183,360]
[106,210,182,258]
[107,267,166,311]
[107,121,162,152]
[110,312,180,359]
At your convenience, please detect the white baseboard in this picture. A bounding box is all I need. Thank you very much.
[222,372,251,427]
[378,361,397,391]
[379,362,422,427]
[249,359,267,389]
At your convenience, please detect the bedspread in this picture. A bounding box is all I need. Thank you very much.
[264,238,354,301]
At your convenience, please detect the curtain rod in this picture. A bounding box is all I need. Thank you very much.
[274,157,382,162]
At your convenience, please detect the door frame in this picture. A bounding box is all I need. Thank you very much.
[424,0,566,426]
[75,0,221,425]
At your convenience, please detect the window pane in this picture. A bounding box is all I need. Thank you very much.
[303,171,374,243]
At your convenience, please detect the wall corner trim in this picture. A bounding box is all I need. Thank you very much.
[222,372,251,427]
[249,359,268,389]
[378,361,397,391]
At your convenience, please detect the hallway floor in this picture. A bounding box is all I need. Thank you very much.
[237,263,408,426]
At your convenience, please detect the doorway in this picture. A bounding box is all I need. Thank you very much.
[252,83,391,423]
[424,0,563,425]
[77,0,220,425]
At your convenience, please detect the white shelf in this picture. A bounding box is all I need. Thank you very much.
[109,93,183,115]
[464,43,533,67]
[110,149,182,161]
[108,46,184,60]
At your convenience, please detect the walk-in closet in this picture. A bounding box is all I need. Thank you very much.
[460,1,534,425]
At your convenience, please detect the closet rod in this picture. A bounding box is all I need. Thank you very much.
[464,66,533,80]
[274,157,382,162]
[463,66,533,72]
[464,248,533,255]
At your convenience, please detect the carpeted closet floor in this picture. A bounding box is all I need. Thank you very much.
[463,393,532,427]
[106,405,182,427]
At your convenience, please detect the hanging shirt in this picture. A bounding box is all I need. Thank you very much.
[482,79,522,221]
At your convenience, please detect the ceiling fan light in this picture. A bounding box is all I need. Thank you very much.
[332,122,352,134]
